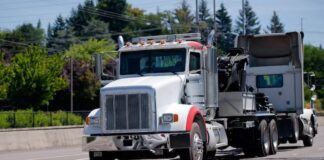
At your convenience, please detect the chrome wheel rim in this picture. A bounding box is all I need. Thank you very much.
[193,133,204,160]
[264,126,270,152]
[272,124,279,149]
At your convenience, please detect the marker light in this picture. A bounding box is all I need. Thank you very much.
[148,40,155,45]
[125,42,132,47]
[160,39,166,45]
[139,40,145,46]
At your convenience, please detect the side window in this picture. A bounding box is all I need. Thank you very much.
[189,52,201,73]
[256,74,283,88]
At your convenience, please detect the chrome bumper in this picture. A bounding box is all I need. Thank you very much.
[82,136,116,151]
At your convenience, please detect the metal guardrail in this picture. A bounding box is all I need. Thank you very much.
[0,111,90,129]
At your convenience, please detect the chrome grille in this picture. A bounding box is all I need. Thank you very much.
[105,93,152,131]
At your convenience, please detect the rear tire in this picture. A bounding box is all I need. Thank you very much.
[269,120,278,155]
[288,115,299,143]
[303,122,314,147]
[256,120,270,157]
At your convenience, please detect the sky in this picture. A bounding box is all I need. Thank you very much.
[0,0,323,47]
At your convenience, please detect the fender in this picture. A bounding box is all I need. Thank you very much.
[185,106,205,131]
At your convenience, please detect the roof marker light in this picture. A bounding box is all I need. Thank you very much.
[125,42,132,47]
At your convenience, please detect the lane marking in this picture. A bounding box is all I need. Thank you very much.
[24,153,88,160]
[75,158,89,160]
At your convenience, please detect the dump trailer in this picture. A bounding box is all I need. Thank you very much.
[82,32,317,160]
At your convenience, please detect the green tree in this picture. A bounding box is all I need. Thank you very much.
[173,0,194,33]
[64,38,115,61]
[47,15,79,54]
[267,11,284,33]
[0,52,7,100]
[96,0,128,33]
[6,46,67,109]
[50,38,116,110]
[216,3,235,53]
[67,0,97,36]
[235,0,261,35]
[304,44,324,110]
[81,18,110,40]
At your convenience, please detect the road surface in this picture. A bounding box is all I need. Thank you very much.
[1,117,324,160]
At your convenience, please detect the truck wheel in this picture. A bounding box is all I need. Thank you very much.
[256,120,270,157]
[288,115,299,143]
[180,122,205,160]
[206,150,216,159]
[303,122,314,147]
[243,148,256,158]
[269,120,278,155]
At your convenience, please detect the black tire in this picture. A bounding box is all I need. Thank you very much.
[256,120,270,157]
[303,122,314,147]
[206,150,216,159]
[243,148,256,158]
[269,120,278,155]
[180,122,205,160]
[288,115,299,143]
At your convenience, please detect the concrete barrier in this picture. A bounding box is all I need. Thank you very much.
[0,126,83,152]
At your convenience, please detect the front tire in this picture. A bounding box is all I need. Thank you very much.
[269,119,278,155]
[180,122,205,160]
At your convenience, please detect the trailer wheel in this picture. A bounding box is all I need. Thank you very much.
[256,120,270,157]
[303,121,314,147]
[288,115,299,143]
[269,120,278,155]
[180,122,205,160]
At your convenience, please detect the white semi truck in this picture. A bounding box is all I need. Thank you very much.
[82,32,318,160]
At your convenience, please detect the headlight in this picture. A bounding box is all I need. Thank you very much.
[161,113,179,124]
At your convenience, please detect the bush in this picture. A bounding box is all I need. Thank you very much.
[0,109,84,128]
[0,111,11,128]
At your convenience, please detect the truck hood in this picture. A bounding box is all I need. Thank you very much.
[103,75,185,91]
[102,75,185,115]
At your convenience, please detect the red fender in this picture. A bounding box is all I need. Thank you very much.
[185,106,205,131]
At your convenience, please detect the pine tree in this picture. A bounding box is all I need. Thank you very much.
[216,3,235,53]
[235,0,261,35]
[67,0,96,36]
[267,11,284,33]
[37,19,41,29]
[96,0,128,33]
[199,0,210,22]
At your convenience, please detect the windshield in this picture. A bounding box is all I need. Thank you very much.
[120,49,186,75]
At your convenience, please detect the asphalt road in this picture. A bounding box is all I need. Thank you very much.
[1,117,324,160]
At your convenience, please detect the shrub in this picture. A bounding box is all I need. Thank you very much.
[0,109,83,128]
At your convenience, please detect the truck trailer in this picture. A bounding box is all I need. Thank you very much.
[82,31,318,160]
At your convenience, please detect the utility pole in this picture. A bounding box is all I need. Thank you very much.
[70,57,74,113]
[213,0,217,48]
[196,0,199,33]
[242,0,246,35]
[301,18,303,32]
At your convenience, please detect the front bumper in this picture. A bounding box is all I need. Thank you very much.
[82,132,190,152]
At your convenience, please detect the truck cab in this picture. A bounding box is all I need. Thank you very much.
[83,33,226,160]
